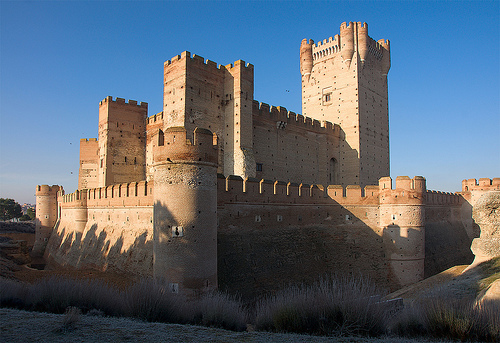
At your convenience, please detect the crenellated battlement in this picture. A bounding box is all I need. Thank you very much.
[164,51,253,73]
[311,34,341,61]
[425,190,462,205]
[308,21,389,68]
[59,189,88,208]
[462,178,500,192]
[147,112,164,125]
[99,96,148,108]
[61,181,153,208]
[378,176,426,205]
[36,184,62,195]
[153,127,218,165]
[253,100,339,133]
[218,175,430,207]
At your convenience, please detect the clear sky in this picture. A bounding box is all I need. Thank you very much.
[1,0,499,204]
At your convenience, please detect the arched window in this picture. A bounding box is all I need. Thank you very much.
[329,158,338,185]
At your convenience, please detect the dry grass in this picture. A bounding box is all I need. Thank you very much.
[0,276,248,331]
[57,306,81,332]
[2,274,498,341]
[389,297,500,342]
[254,276,388,337]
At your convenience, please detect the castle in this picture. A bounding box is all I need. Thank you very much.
[34,22,499,299]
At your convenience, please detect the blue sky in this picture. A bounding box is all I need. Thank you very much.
[1,0,499,204]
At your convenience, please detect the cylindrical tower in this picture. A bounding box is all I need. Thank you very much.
[378,39,391,76]
[152,127,218,297]
[60,189,88,235]
[300,39,314,82]
[32,185,62,257]
[340,21,354,68]
[357,22,369,66]
[379,176,426,288]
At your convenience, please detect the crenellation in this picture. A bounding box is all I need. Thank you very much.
[259,179,274,195]
[462,178,500,192]
[206,59,217,68]
[287,182,300,197]
[299,183,310,197]
[346,185,362,199]
[99,96,148,108]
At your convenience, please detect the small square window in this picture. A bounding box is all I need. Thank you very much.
[256,163,263,172]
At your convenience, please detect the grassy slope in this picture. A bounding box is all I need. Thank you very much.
[386,257,500,303]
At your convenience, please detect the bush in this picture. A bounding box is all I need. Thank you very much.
[194,291,247,331]
[0,278,28,309]
[255,276,388,337]
[124,278,181,323]
[0,276,247,331]
[390,297,500,342]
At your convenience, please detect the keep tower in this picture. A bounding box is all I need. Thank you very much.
[97,97,148,187]
[300,22,390,188]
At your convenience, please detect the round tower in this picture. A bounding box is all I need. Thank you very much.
[357,22,369,66]
[300,38,314,82]
[378,39,391,76]
[379,176,426,289]
[152,127,218,297]
[32,185,62,257]
[60,189,88,234]
[340,21,354,68]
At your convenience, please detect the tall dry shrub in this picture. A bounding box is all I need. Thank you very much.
[255,276,388,337]
[193,291,247,331]
[17,276,124,315]
[391,297,500,342]
[0,278,28,308]
[124,278,182,323]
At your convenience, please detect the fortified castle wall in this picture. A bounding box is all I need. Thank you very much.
[35,22,498,299]
[38,168,497,298]
[44,181,154,275]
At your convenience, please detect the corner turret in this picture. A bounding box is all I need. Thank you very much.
[378,39,391,76]
[340,22,354,68]
[300,39,314,82]
[32,185,62,257]
[357,22,369,66]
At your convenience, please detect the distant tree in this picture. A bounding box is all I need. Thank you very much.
[0,198,23,220]
[27,207,35,220]
[19,208,35,221]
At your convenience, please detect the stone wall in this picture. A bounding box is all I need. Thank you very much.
[44,183,154,275]
[424,190,474,277]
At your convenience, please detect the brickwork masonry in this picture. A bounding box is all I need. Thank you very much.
[38,172,498,297]
[34,20,499,298]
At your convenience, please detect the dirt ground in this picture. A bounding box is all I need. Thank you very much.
[0,308,455,343]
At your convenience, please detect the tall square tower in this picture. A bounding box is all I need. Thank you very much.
[300,22,390,187]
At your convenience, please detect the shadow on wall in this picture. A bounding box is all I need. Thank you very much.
[217,203,403,300]
[44,222,153,276]
[424,199,475,278]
